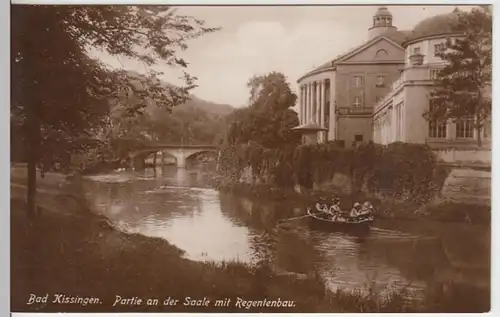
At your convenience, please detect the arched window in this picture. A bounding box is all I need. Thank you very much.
[375,49,388,59]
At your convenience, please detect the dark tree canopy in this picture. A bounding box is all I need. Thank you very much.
[11,5,219,215]
[225,71,300,148]
[12,5,219,165]
[427,6,492,146]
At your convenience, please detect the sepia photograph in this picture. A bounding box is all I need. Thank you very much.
[10,3,492,314]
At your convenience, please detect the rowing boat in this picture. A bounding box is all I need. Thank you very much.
[306,207,374,232]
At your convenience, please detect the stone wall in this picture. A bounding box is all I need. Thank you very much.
[236,164,491,206]
[237,165,354,196]
[440,167,491,206]
[434,148,491,165]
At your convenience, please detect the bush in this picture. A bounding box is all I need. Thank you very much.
[218,142,450,204]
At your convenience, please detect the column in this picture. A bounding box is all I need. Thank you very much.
[302,86,306,124]
[312,83,316,124]
[299,85,303,124]
[302,85,306,124]
[319,80,324,127]
[304,85,308,123]
[318,81,324,143]
[303,85,307,124]
[391,107,397,143]
[307,83,314,123]
[307,83,312,123]
[315,82,321,125]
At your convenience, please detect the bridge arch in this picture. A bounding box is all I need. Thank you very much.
[185,149,218,161]
[128,144,219,169]
[162,148,217,168]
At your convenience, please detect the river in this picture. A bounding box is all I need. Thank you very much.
[82,163,490,307]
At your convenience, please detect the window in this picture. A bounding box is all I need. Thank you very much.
[429,69,441,80]
[375,49,388,58]
[429,121,447,138]
[354,134,363,142]
[376,75,385,87]
[456,118,474,138]
[353,96,362,107]
[413,47,421,55]
[434,43,446,56]
[354,76,363,87]
[428,100,447,138]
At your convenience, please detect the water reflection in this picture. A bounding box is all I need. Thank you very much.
[83,165,490,297]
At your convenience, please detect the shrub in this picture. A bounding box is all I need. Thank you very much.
[218,142,449,204]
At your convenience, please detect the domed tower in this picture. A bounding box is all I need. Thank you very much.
[368,6,398,40]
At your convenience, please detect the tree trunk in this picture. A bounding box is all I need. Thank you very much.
[475,113,482,147]
[161,151,165,171]
[476,127,482,147]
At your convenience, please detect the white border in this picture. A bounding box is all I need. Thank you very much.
[3,0,10,316]
[7,1,498,316]
[7,0,498,6]
[8,0,499,4]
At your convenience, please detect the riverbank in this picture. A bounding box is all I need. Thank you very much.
[11,170,489,313]
[10,190,409,313]
[215,180,491,226]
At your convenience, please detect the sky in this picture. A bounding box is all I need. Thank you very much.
[93,5,471,108]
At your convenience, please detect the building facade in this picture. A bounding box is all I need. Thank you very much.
[296,7,409,147]
[372,11,491,149]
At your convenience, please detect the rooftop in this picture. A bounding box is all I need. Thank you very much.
[402,8,462,46]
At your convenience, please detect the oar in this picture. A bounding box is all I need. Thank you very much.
[277,213,314,223]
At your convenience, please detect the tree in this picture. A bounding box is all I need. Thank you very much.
[224,72,300,148]
[427,6,492,146]
[11,5,219,216]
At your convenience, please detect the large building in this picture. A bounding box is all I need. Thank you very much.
[295,6,491,150]
[295,7,411,147]
[372,9,491,148]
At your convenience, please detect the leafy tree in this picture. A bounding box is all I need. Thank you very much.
[225,71,300,148]
[427,6,492,146]
[11,5,218,216]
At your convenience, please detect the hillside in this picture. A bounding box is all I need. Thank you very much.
[124,70,235,117]
[105,70,237,145]
[180,94,234,117]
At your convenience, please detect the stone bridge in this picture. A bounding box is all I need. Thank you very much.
[129,144,219,169]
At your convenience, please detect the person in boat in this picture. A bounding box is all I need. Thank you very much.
[360,201,375,220]
[350,202,362,218]
[326,196,344,221]
[328,197,341,214]
[360,201,373,214]
[315,197,328,213]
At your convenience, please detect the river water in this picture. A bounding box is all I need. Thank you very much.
[82,164,490,304]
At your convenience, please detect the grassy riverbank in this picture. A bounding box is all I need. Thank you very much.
[11,171,489,313]
[10,196,415,313]
[216,181,491,226]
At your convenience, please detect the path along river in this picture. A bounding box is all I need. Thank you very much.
[82,164,490,300]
